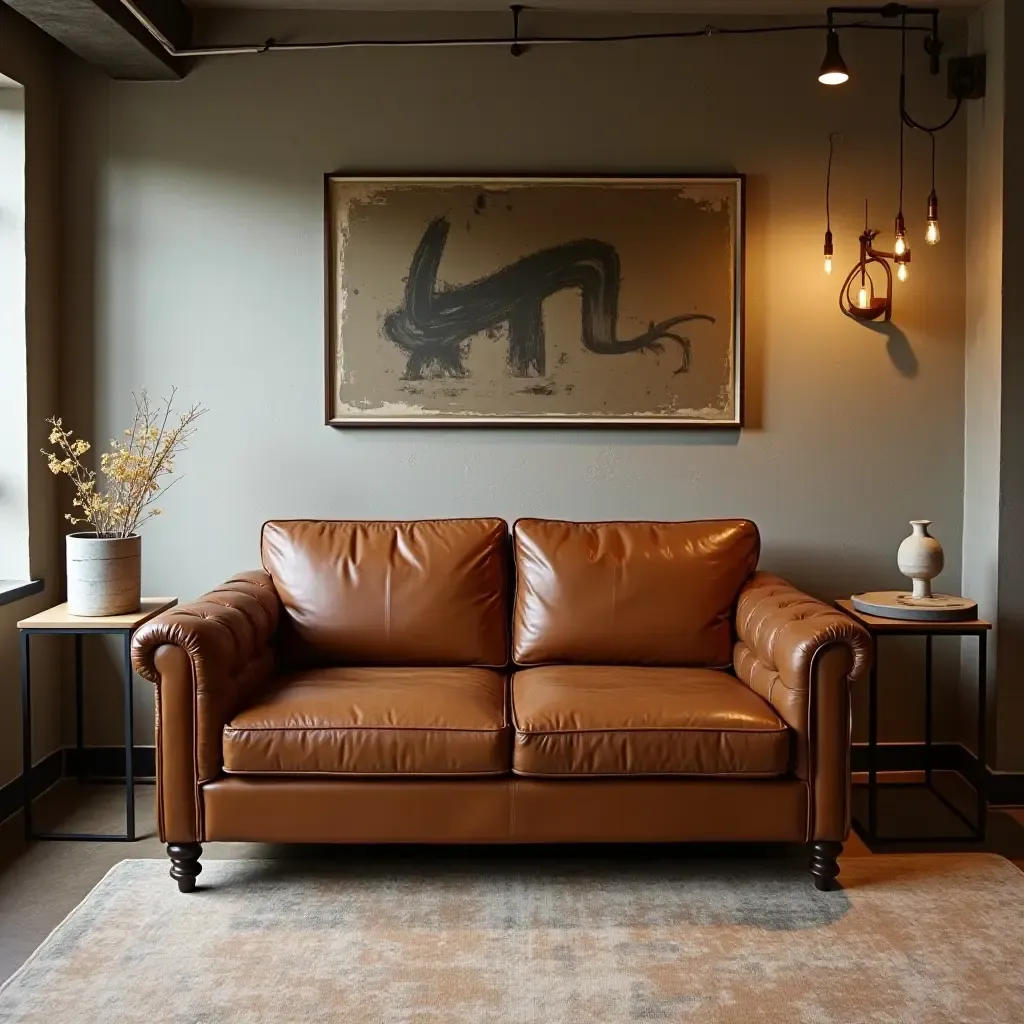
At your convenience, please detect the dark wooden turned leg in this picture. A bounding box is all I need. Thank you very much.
[168,843,202,893]
[809,841,842,891]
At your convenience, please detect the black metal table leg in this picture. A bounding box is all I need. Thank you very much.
[74,634,84,782]
[853,629,988,844]
[21,631,32,840]
[842,599,992,847]
[977,632,987,841]
[123,631,136,841]
[22,625,140,842]
[867,653,878,841]
[924,635,933,786]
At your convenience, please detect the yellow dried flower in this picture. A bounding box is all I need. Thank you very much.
[41,388,205,537]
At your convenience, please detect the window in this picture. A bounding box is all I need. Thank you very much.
[0,73,28,582]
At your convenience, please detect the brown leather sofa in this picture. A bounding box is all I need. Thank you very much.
[132,518,871,893]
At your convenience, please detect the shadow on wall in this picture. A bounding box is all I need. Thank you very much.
[861,320,919,379]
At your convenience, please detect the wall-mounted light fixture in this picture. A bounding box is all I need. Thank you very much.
[820,4,985,322]
[840,204,894,322]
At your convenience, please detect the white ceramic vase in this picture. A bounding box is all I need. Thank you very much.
[897,520,944,599]
[66,533,142,616]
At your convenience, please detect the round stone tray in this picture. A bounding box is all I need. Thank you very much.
[851,591,979,622]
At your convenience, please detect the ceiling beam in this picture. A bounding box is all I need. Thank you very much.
[2,0,191,80]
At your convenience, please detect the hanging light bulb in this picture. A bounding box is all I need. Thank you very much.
[823,229,834,274]
[926,190,940,244]
[818,29,849,85]
[858,282,870,308]
[897,262,909,283]
[894,212,908,256]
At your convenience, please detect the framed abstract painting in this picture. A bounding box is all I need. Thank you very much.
[324,175,744,427]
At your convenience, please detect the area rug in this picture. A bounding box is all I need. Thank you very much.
[2,854,1023,1023]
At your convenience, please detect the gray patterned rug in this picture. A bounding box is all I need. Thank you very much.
[2,854,1023,1022]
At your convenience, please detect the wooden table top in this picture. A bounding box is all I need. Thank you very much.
[18,597,177,631]
[835,598,991,634]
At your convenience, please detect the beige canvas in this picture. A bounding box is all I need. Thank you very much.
[326,176,743,426]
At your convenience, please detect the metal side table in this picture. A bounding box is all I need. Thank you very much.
[836,599,991,843]
[19,597,176,841]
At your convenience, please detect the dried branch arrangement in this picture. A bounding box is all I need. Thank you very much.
[42,388,205,538]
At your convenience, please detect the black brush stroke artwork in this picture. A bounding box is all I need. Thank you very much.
[382,216,716,381]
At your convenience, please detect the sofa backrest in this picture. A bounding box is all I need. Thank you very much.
[512,519,759,667]
[261,519,508,666]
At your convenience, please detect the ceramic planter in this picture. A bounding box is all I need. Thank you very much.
[897,520,944,599]
[66,533,142,616]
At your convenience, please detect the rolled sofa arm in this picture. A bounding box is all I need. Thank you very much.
[733,572,872,842]
[132,570,280,842]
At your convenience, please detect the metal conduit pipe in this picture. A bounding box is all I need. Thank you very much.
[115,0,929,61]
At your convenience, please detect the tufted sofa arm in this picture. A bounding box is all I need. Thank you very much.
[733,572,872,841]
[132,570,281,843]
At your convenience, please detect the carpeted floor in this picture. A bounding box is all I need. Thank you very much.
[1,853,1023,1023]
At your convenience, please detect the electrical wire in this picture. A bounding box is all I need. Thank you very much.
[898,13,906,221]
[897,9,964,134]
[113,0,934,61]
[826,132,840,234]
[902,96,962,134]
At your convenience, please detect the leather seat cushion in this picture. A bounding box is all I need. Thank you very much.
[223,667,510,776]
[511,666,790,777]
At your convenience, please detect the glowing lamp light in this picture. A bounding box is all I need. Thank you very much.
[819,30,849,85]
[926,190,940,244]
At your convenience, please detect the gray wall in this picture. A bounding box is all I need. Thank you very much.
[0,5,63,789]
[963,0,1004,765]
[62,11,969,746]
[963,0,1024,770]
[997,0,1024,771]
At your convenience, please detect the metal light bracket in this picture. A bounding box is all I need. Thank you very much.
[510,5,526,58]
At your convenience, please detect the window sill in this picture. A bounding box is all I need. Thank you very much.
[0,579,44,609]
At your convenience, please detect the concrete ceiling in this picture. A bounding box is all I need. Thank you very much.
[184,0,981,10]
[5,0,190,79]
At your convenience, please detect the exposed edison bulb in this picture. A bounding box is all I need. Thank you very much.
[858,285,870,308]
[897,262,909,283]
[824,255,833,275]
[894,234,907,256]
[926,191,940,245]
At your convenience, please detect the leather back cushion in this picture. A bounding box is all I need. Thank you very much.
[512,519,760,667]
[262,519,508,666]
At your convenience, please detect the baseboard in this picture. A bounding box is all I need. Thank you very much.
[64,745,156,781]
[0,746,156,828]
[851,741,1024,806]
[0,749,63,827]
